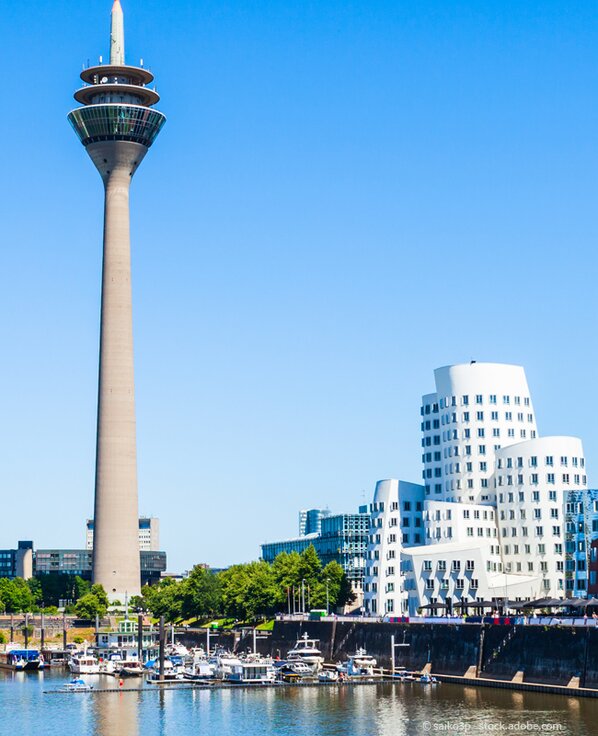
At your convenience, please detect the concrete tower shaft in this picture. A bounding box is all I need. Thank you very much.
[68,1,165,601]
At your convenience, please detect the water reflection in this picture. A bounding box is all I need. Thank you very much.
[3,672,598,736]
[92,684,140,736]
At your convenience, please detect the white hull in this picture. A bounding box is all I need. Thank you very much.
[69,662,100,675]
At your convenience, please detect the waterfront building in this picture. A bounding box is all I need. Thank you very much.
[363,362,595,615]
[68,1,166,601]
[421,363,537,506]
[261,511,369,591]
[34,548,166,587]
[86,517,160,552]
[0,540,166,587]
[494,437,587,598]
[0,541,33,580]
[362,480,424,614]
[564,488,598,596]
[299,509,331,537]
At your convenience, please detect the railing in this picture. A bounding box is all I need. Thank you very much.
[275,613,598,627]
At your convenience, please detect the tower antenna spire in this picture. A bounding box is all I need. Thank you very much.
[110,0,125,65]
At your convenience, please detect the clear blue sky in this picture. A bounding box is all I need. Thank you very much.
[1,0,597,571]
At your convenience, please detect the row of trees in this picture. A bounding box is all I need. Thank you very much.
[0,546,355,622]
[132,546,355,622]
[0,575,109,617]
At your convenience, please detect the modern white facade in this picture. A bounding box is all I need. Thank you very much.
[363,480,424,614]
[364,362,593,615]
[495,437,587,598]
[422,363,537,505]
[402,542,540,615]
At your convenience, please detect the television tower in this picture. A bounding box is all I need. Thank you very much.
[68,1,166,600]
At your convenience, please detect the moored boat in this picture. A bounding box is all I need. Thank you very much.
[118,654,144,677]
[69,653,100,674]
[318,669,339,682]
[286,633,324,670]
[336,647,378,677]
[61,678,94,693]
[0,649,44,671]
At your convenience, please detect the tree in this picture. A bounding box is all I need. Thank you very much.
[74,576,91,601]
[180,566,222,620]
[34,574,90,607]
[129,595,145,612]
[218,561,281,620]
[90,584,109,608]
[74,593,107,618]
[320,561,355,609]
[27,578,43,606]
[138,579,183,622]
[0,578,35,613]
[298,545,322,583]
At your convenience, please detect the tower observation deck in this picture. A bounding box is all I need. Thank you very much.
[68,1,166,601]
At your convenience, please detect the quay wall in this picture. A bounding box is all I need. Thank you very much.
[259,620,598,689]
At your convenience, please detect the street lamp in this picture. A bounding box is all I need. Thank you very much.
[326,578,330,615]
[301,579,306,614]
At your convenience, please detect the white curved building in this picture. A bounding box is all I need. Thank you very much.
[363,361,592,615]
[495,436,587,598]
[422,363,537,505]
[363,480,424,615]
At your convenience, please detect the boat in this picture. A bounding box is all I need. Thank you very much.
[69,653,100,674]
[278,660,314,681]
[183,650,216,680]
[166,643,189,658]
[336,647,378,677]
[61,678,94,693]
[419,673,438,684]
[213,651,243,680]
[118,654,144,677]
[0,649,44,671]
[149,657,186,680]
[286,633,324,670]
[318,669,339,682]
[223,656,276,685]
[392,668,415,681]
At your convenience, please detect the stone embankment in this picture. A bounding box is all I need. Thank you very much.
[247,620,598,693]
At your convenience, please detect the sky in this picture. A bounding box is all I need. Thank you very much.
[1,0,598,571]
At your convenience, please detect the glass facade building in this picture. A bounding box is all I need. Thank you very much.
[262,511,370,589]
[0,541,166,587]
[564,489,598,596]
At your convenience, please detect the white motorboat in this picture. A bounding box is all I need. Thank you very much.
[118,654,144,677]
[61,678,94,693]
[224,657,276,684]
[337,647,378,676]
[69,654,100,675]
[167,643,190,658]
[278,660,314,679]
[286,633,324,670]
[318,669,339,682]
[213,652,243,680]
[184,650,216,679]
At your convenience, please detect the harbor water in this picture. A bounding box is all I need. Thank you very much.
[1,671,597,736]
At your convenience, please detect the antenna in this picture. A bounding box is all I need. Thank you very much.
[99,55,103,64]
[140,58,144,67]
